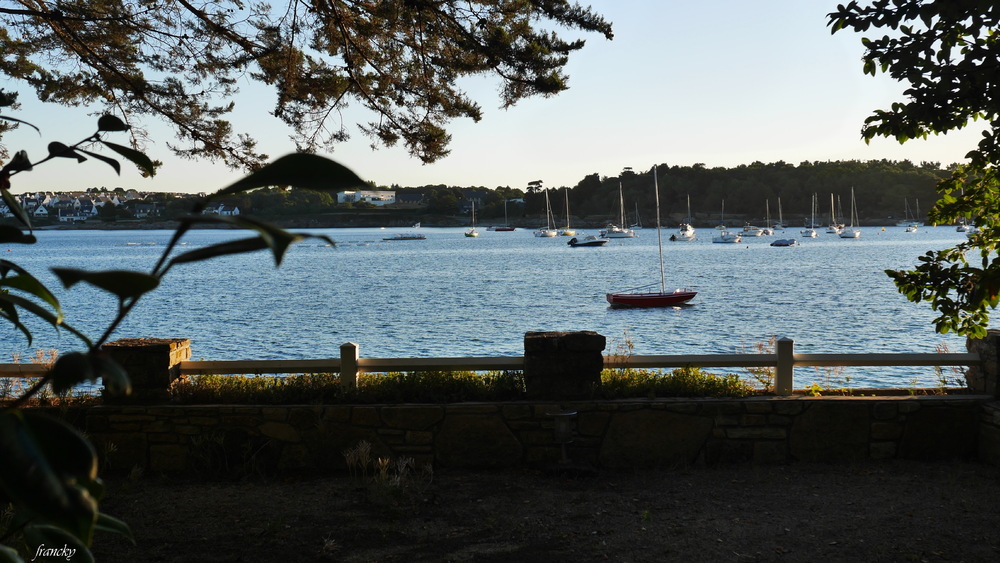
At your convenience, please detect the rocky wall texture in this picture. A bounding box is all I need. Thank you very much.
[46,395,997,476]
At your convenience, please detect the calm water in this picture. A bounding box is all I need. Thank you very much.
[1,225,977,387]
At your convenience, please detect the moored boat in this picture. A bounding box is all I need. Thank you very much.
[567,235,608,247]
[606,165,696,308]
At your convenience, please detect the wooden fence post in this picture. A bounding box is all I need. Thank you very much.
[340,342,358,389]
[775,337,794,396]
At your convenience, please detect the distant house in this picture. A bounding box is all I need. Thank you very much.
[202,203,240,216]
[336,190,395,206]
[394,193,426,208]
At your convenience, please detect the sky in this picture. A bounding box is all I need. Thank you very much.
[3,1,987,195]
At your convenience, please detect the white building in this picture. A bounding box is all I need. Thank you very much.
[336,190,396,206]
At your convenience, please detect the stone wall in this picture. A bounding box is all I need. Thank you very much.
[52,395,996,476]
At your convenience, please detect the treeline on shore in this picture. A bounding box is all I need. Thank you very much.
[21,159,953,229]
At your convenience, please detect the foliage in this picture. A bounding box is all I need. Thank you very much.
[0,1,612,169]
[169,365,757,404]
[170,370,526,404]
[0,111,366,561]
[599,366,754,399]
[829,2,1000,337]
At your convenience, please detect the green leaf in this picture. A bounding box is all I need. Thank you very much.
[48,352,96,396]
[95,512,135,544]
[97,115,129,132]
[47,142,87,163]
[77,149,121,175]
[1,188,33,229]
[0,544,22,563]
[0,225,35,244]
[0,411,94,540]
[99,141,156,177]
[0,291,64,331]
[168,236,270,266]
[23,524,94,563]
[2,150,32,174]
[207,153,366,202]
[91,354,131,397]
[22,412,99,483]
[175,215,314,266]
[51,268,160,300]
[0,266,63,317]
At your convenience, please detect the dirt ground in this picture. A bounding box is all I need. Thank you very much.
[89,460,1000,563]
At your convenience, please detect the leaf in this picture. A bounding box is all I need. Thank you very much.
[99,141,156,177]
[207,153,366,202]
[0,114,40,133]
[0,544,22,563]
[0,225,35,244]
[168,236,270,265]
[0,411,95,541]
[0,267,63,316]
[23,524,95,563]
[51,268,160,300]
[95,512,135,544]
[0,291,64,331]
[175,215,305,265]
[77,149,121,175]
[48,352,96,396]
[97,114,129,132]
[91,354,131,397]
[2,150,32,174]
[1,188,33,229]
[47,142,87,162]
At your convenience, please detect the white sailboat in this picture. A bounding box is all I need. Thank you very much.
[488,199,516,231]
[559,187,576,236]
[801,193,817,238]
[600,182,637,238]
[606,165,697,307]
[534,189,558,237]
[826,193,844,234]
[465,201,479,237]
[712,200,741,243]
[774,197,786,230]
[839,187,861,238]
[671,194,696,241]
[761,200,774,235]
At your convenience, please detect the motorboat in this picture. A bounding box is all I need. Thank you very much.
[712,230,742,243]
[383,233,426,241]
[770,238,798,247]
[567,235,608,247]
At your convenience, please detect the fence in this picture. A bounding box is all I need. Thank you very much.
[0,336,978,397]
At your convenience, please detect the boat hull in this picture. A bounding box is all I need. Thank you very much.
[606,290,697,308]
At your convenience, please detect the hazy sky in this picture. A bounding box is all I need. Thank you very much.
[5,1,986,194]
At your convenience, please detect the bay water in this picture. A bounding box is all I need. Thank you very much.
[2,225,976,388]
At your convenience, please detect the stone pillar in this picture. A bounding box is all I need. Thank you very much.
[102,338,191,402]
[523,331,605,399]
[967,331,1000,397]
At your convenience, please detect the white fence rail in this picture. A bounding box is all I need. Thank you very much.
[0,338,982,396]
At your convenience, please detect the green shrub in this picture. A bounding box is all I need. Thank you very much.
[169,366,752,404]
[600,366,754,399]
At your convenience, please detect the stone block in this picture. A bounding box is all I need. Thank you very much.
[259,421,301,443]
[149,444,187,472]
[523,331,605,399]
[899,406,978,460]
[790,402,870,462]
[380,406,444,430]
[435,414,522,468]
[598,409,713,468]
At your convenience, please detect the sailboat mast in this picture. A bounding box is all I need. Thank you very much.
[654,166,665,293]
[619,182,626,227]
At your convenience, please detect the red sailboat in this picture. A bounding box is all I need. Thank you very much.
[606,166,697,308]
